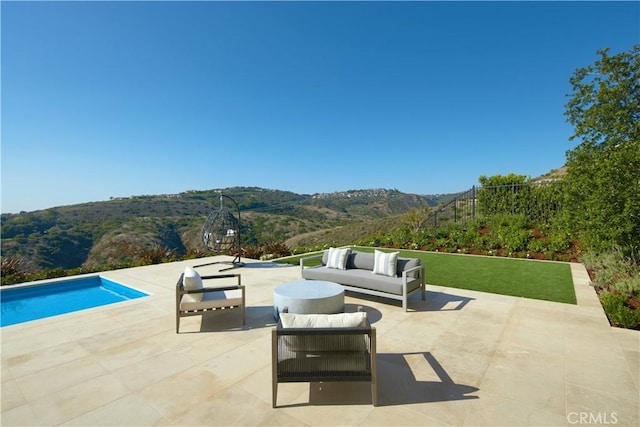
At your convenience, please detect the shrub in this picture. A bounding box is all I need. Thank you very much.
[1,257,26,284]
[599,292,640,329]
[527,238,548,254]
[581,247,639,290]
[261,242,291,259]
[502,229,531,252]
[547,230,572,253]
[242,245,264,260]
[611,275,640,297]
[139,245,177,265]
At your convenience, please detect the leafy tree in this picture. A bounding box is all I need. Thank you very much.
[402,207,431,234]
[564,45,640,253]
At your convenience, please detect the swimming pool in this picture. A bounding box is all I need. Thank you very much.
[1,276,148,327]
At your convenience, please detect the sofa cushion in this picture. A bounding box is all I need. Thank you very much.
[302,267,404,295]
[326,247,350,270]
[373,250,398,277]
[347,251,375,271]
[397,257,421,278]
[182,267,203,302]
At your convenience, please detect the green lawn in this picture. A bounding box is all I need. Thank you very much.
[280,246,576,305]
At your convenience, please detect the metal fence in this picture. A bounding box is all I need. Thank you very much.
[427,181,564,228]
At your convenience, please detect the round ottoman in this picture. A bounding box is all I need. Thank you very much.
[273,280,344,320]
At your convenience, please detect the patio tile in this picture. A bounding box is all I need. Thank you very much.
[1,322,75,358]
[75,317,173,354]
[403,396,477,426]
[5,342,90,378]
[14,356,108,401]
[463,391,567,426]
[428,350,493,390]
[277,391,375,426]
[29,374,129,425]
[164,386,274,426]
[566,383,639,427]
[137,365,225,421]
[0,357,13,382]
[60,394,165,426]
[255,410,310,426]
[611,327,640,390]
[480,348,566,415]
[93,334,173,371]
[1,379,26,412]
[0,403,40,426]
[565,355,639,400]
[499,326,565,355]
[111,349,197,391]
[1,256,638,426]
[359,404,447,426]
[563,333,626,364]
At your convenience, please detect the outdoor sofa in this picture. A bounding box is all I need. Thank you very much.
[300,248,425,311]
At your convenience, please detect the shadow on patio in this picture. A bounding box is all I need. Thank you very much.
[278,351,478,407]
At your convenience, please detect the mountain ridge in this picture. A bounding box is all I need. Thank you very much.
[1,186,456,272]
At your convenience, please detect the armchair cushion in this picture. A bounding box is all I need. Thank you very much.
[279,312,369,352]
[280,312,367,328]
[182,267,204,302]
[179,288,244,311]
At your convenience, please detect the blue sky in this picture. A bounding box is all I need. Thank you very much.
[2,1,638,214]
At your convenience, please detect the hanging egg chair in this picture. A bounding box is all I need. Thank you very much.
[198,194,243,270]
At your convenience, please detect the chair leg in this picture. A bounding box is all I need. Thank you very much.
[371,383,377,407]
[271,330,278,407]
[240,285,246,325]
[371,329,377,406]
[272,382,278,408]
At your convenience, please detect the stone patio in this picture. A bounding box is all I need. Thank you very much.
[1,256,638,426]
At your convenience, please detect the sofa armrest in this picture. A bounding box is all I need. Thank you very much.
[402,264,425,284]
[300,253,324,273]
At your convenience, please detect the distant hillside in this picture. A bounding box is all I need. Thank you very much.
[0,187,451,272]
[533,166,567,183]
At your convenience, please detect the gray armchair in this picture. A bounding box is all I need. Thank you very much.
[175,267,245,333]
[271,309,377,407]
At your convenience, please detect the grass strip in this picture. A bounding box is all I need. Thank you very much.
[281,247,576,305]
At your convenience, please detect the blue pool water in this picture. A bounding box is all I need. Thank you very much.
[1,276,148,327]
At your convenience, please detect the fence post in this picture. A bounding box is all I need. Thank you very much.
[454,198,457,223]
[472,185,476,220]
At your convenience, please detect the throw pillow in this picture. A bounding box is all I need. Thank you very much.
[372,250,398,277]
[182,267,204,302]
[326,247,350,270]
[280,312,367,328]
